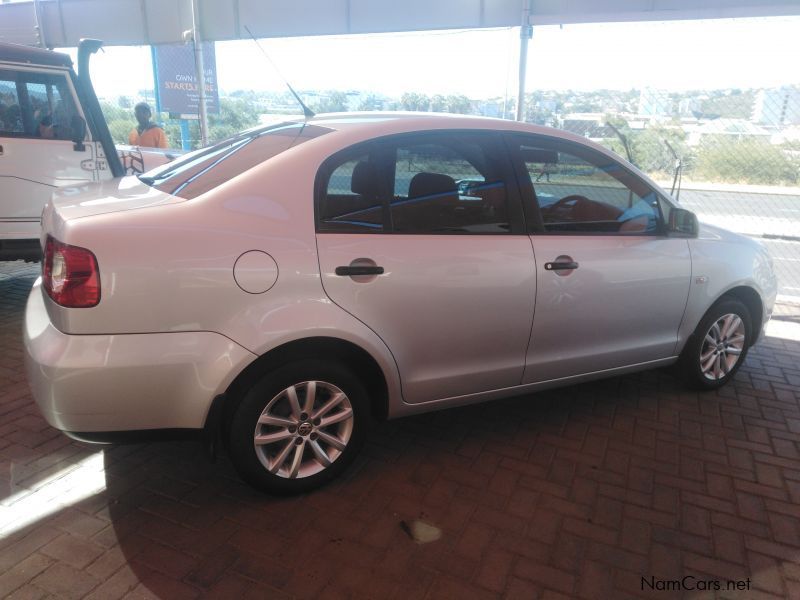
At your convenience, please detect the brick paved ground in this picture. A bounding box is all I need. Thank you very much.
[1,260,799,599]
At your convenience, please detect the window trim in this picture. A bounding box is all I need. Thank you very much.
[314,129,527,236]
[504,132,669,237]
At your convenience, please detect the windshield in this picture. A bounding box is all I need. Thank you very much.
[139,122,331,199]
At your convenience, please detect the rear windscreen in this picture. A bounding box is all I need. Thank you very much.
[139,122,331,199]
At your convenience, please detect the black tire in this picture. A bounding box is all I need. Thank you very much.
[228,359,369,494]
[679,298,752,390]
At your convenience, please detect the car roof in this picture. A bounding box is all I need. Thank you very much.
[304,111,563,135]
[292,111,620,151]
[290,111,629,162]
[0,41,73,69]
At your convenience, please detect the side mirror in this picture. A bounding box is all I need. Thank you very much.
[668,207,699,237]
[70,116,87,151]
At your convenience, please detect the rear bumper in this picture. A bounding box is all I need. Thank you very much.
[24,279,256,433]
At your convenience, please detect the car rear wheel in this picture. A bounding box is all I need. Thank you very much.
[680,298,752,390]
[228,359,368,494]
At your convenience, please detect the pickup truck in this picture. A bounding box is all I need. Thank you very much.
[0,39,174,261]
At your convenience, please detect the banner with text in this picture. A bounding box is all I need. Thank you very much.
[153,42,219,116]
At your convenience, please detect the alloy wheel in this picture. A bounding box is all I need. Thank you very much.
[699,313,746,381]
[253,380,354,479]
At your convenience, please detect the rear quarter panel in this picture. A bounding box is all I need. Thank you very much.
[44,142,404,413]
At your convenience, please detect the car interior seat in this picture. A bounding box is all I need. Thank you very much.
[322,160,383,228]
[393,172,458,231]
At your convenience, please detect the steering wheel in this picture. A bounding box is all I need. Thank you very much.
[542,194,592,219]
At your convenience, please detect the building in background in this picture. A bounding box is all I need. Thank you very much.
[638,88,672,118]
[687,118,772,146]
[679,97,702,117]
[752,86,800,127]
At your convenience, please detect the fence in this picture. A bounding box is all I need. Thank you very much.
[537,86,800,312]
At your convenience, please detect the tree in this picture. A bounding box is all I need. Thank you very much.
[400,92,429,111]
[699,91,755,120]
[164,120,189,149]
[628,127,688,178]
[430,95,447,112]
[599,116,688,179]
[99,100,133,145]
[691,137,799,185]
[312,91,349,114]
[358,94,384,111]
[107,119,133,145]
[445,95,472,115]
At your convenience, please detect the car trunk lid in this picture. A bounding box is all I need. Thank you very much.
[41,175,184,247]
[46,174,183,219]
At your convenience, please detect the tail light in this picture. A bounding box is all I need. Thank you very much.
[43,236,100,308]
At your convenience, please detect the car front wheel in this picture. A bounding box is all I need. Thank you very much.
[228,359,368,494]
[681,298,752,390]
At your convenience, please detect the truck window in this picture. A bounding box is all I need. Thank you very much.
[0,69,79,139]
[0,71,23,134]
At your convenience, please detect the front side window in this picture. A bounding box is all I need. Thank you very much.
[317,132,511,234]
[517,139,662,234]
[0,69,79,139]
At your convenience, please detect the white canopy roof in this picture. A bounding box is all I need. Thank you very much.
[1,0,799,48]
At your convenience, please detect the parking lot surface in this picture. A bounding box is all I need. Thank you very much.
[1,261,800,599]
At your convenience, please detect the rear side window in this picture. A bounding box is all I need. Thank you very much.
[319,154,386,231]
[317,132,512,234]
[0,69,80,139]
[141,122,331,199]
[390,141,509,233]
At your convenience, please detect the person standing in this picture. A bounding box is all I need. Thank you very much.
[128,102,168,148]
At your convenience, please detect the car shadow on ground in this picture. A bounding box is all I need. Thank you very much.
[61,347,800,597]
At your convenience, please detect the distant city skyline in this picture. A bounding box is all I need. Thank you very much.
[58,16,800,101]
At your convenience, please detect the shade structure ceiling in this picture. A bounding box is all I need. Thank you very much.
[1,0,799,48]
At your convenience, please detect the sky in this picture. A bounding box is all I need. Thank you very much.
[59,16,800,101]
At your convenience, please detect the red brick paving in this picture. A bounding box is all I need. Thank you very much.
[1,261,800,599]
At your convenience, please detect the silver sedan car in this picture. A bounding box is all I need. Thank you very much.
[24,114,778,493]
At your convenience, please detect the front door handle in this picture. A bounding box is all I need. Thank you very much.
[544,261,579,271]
[335,265,384,276]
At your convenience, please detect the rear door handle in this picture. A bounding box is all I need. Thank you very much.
[335,265,385,276]
[544,261,579,271]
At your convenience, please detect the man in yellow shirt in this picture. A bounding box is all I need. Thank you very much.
[128,102,168,148]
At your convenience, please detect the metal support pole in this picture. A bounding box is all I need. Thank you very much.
[191,0,209,146]
[33,0,47,48]
[180,119,192,151]
[516,2,532,122]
